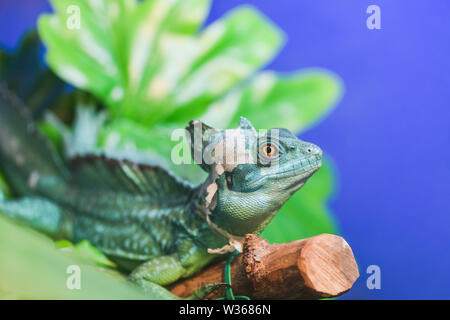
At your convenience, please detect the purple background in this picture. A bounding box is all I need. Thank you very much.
[1,0,449,299]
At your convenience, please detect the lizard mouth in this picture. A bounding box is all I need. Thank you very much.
[272,155,322,180]
[281,168,318,191]
[268,155,322,191]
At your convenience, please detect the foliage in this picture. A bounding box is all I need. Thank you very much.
[0,215,150,299]
[39,0,283,126]
[55,239,117,269]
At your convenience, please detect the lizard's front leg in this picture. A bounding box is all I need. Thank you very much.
[128,239,220,299]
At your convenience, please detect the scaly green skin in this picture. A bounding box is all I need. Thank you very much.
[0,86,322,299]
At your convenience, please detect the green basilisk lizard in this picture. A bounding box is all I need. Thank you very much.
[0,85,322,299]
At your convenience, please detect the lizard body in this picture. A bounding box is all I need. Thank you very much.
[0,85,322,299]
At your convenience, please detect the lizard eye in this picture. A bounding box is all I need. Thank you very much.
[262,144,277,157]
[258,140,280,166]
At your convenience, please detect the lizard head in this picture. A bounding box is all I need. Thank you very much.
[187,117,322,236]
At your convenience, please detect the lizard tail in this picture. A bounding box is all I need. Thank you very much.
[0,84,70,197]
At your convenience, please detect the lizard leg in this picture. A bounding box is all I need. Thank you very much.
[0,197,73,240]
[129,240,223,299]
[129,254,190,286]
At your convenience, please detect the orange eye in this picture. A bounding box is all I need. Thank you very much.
[258,140,280,166]
[262,144,274,156]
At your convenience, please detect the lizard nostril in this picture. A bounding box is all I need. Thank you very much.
[307,149,312,153]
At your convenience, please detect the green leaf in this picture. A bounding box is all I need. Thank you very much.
[38,1,284,125]
[55,240,116,268]
[0,215,150,299]
[261,158,338,243]
[228,70,342,133]
[72,240,117,268]
[0,170,12,199]
[38,1,124,104]
[54,239,73,248]
[165,6,285,123]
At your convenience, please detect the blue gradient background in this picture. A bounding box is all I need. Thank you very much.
[1,0,449,299]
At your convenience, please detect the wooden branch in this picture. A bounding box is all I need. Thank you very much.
[169,233,359,299]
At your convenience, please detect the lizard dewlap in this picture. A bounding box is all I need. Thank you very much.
[0,85,322,299]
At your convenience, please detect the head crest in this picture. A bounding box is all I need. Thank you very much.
[239,117,256,134]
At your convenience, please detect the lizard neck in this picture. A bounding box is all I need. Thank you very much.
[191,171,293,241]
[209,189,289,237]
[192,178,291,237]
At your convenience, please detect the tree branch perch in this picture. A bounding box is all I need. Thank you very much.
[169,233,359,299]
